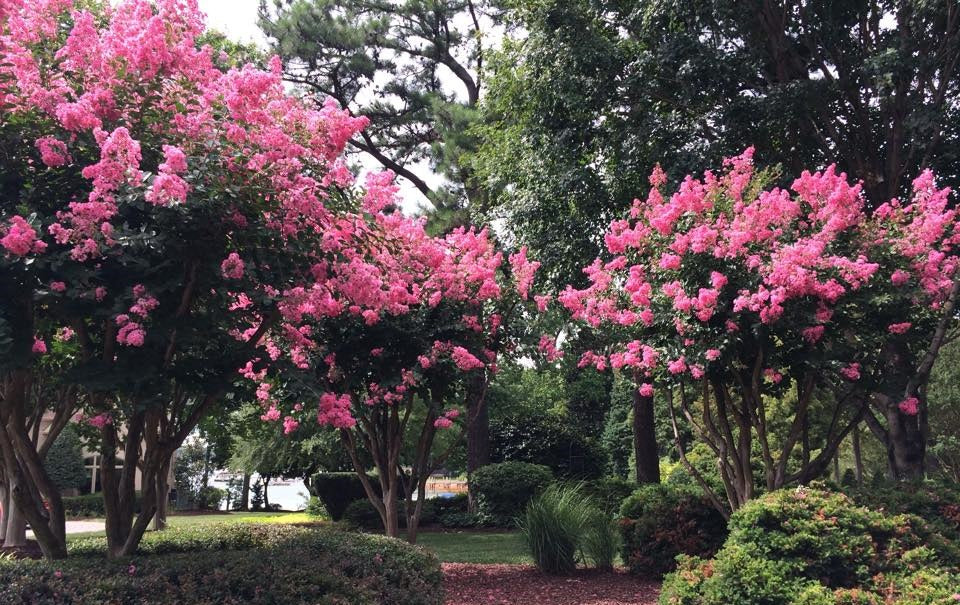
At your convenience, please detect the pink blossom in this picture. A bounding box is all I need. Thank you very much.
[433,417,453,429]
[87,413,112,429]
[50,281,66,292]
[32,338,47,354]
[260,406,281,422]
[509,246,540,300]
[221,253,244,279]
[802,325,825,344]
[898,396,919,416]
[450,346,485,371]
[667,357,687,375]
[35,136,70,167]
[2,216,46,256]
[705,349,721,361]
[840,363,861,381]
[282,416,299,434]
[764,369,783,384]
[639,383,654,397]
[890,269,910,286]
[887,322,912,334]
[317,393,355,428]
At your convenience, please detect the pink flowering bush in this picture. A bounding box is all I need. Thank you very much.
[560,148,960,510]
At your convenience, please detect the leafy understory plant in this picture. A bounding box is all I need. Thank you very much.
[520,483,615,574]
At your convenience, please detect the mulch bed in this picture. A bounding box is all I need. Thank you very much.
[443,563,660,605]
[0,540,44,560]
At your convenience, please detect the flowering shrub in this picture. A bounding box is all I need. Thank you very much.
[658,488,960,605]
[560,149,960,509]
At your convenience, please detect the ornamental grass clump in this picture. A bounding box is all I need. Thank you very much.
[520,483,617,574]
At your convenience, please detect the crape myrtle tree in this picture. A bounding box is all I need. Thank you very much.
[560,149,960,516]
[248,176,548,540]
[0,0,370,558]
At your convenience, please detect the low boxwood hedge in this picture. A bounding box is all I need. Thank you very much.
[4,524,442,605]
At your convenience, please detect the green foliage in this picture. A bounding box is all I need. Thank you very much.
[519,484,594,574]
[173,439,208,509]
[304,496,326,519]
[311,472,375,521]
[23,524,442,605]
[603,376,634,478]
[490,411,606,479]
[42,425,88,492]
[342,498,385,531]
[581,476,636,516]
[196,486,225,511]
[619,484,728,578]
[261,0,498,228]
[846,482,960,562]
[580,507,621,571]
[471,462,554,525]
[659,488,960,605]
[62,493,143,519]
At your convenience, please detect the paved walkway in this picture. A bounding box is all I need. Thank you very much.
[27,519,104,539]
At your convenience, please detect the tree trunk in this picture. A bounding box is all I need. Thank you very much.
[0,479,8,543]
[240,474,251,512]
[262,476,271,510]
[3,486,26,548]
[153,457,171,531]
[885,404,925,480]
[852,423,864,485]
[465,374,489,513]
[632,386,660,484]
[383,482,399,538]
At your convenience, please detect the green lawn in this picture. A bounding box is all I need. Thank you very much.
[66,513,529,564]
[65,511,313,541]
[414,531,529,564]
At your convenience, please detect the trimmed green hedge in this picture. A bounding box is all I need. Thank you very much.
[62,493,143,519]
[619,484,727,578]
[471,462,553,526]
[659,487,960,605]
[5,524,442,604]
[311,472,376,521]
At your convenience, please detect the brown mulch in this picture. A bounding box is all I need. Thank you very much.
[442,563,661,605]
[0,540,44,560]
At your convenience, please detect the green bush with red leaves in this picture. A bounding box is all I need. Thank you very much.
[619,484,728,578]
[659,487,960,605]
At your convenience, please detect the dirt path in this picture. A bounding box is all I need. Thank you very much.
[442,563,660,605]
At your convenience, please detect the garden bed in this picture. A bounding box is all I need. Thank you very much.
[442,563,659,605]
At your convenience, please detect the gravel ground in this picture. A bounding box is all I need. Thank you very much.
[442,563,661,605]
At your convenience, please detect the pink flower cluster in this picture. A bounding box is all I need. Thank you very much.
[560,148,959,396]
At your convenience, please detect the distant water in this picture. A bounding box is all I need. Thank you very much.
[210,477,310,511]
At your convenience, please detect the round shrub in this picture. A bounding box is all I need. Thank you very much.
[471,462,554,526]
[13,524,442,605]
[311,472,376,521]
[343,498,385,531]
[305,496,327,519]
[43,425,88,492]
[659,487,960,605]
[619,484,727,578]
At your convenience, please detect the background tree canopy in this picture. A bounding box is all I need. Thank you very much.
[472,0,960,290]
